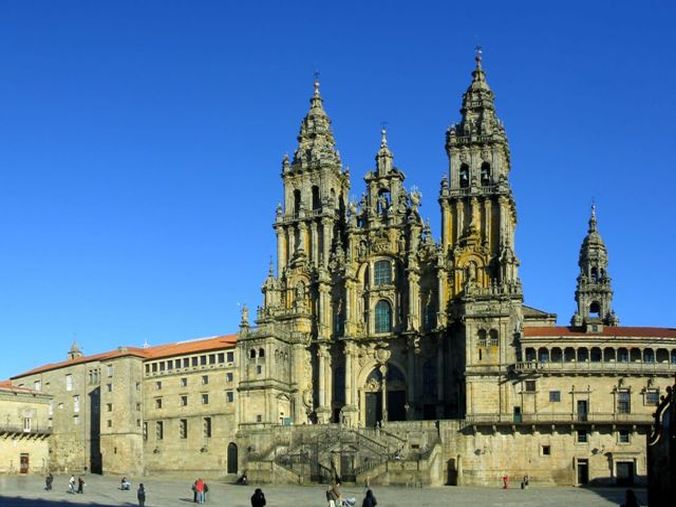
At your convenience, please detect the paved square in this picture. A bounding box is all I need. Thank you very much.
[0,475,646,506]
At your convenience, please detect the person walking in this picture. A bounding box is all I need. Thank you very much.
[195,477,205,504]
[362,489,377,507]
[45,472,53,491]
[137,483,146,507]
[251,487,266,507]
[77,476,85,494]
[68,475,76,494]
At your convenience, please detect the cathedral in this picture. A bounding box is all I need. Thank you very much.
[3,54,675,487]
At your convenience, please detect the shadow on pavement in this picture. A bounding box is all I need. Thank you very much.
[584,487,647,505]
[0,497,136,507]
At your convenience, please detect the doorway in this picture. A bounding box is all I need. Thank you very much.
[227,443,238,474]
[366,392,382,428]
[616,461,635,486]
[576,458,589,485]
[387,391,406,421]
[20,453,29,474]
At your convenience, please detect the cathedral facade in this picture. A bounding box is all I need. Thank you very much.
[5,55,676,487]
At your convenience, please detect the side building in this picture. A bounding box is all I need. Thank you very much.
[9,335,240,477]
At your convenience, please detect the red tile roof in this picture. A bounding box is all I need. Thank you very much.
[524,326,676,339]
[0,379,44,395]
[11,334,238,379]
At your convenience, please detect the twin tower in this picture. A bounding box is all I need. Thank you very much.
[236,53,617,426]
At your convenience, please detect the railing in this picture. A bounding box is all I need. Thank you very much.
[464,412,653,425]
[513,360,676,374]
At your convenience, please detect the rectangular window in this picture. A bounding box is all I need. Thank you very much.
[180,395,188,407]
[183,358,190,368]
[201,393,209,405]
[645,389,660,406]
[227,351,234,363]
[156,381,162,390]
[200,355,207,366]
[209,354,216,365]
[33,380,41,391]
[256,364,263,375]
[156,421,163,440]
[159,361,165,372]
[180,377,188,387]
[226,372,233,383]
[23,417,31,432]
[617,391,631,414]
[525,380,536,393]
[73,395,80,413]
[226,391,234,403]
[577,430,588,443]
[143,422,148,441]
[107,364,114,377]
[374,260,392,285]
[549,390,561,402]
[192,357,198,367]
[73,415,79,425]
[135,382,141,391]
[152,363,158,373]
[107,383,112,392]
[167,359,173,370]
[106,403,112,412]
[204,417,212,438]
[107,419,112,428]
[155,398,163,409]
[541,445,551,456]
[65,374,73,391]
[218,353,225,363]
[179,419,188,439]
[145,364,150,374]
[201,375,209,385]
[136,419,141,428]
[136,402,141,411]
[256,415,262,422]
[618,429,630,443]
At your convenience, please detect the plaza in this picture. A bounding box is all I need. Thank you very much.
[0,474,646,506]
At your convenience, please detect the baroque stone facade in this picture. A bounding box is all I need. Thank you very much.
[3,53,676,486]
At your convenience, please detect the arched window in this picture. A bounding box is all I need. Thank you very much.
[480,162,491,186]
[374,300,392,333]
[671,350,676,364]
[258,348,265,359]
[525,347,536,362]
[591,267,599,283]
[617,348,628,362]
[551,347,562,362]
[578,348,589,362]
[376,189,391,213]
[538,347,549,363]
[489,329,499,347]
[478,330,487,347]
[591,347,602,362]
[564,347,576,362]
[374,260,392,285]
[312,185,320,210]
[459,164,469,188]
[656,349,669,363]
[249,349,256,359]
[589,301,601,318]
[604,347,616,362]
[643,348,655,363]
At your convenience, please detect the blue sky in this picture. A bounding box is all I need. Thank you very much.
[1,1,675,380]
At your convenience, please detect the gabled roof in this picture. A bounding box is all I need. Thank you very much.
[523,326,676,339]
[0,379,47,396]
[11,334,238,379]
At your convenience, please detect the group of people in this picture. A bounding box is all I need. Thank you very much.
[67,475,86,494]
[326,480,376,507]
[191,478,209,503]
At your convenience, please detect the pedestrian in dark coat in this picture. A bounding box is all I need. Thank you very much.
[137,483,146,507]
[362,489,377,507]
[251,488,266,507]
[77,477,85,494]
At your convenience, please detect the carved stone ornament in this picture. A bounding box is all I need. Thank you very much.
[374,347,391,364]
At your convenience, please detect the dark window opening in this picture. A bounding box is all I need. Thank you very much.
[480,162,491,185]
[459,164,470,188]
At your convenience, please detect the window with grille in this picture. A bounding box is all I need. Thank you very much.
[374,260,392,285]
[525,380,536,393]
[179,419,188,439]
[549,390,561,402]
[618,430,630,443]
[576,430,588,443]
[645,389,660,406]
[204,417,212,438]
[156,421,163,440]
[374,300,392,333]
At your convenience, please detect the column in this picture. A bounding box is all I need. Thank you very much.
[344,343,353,406]
[310,221,319,266]
[380,364,388,422]
[318,347,326,409]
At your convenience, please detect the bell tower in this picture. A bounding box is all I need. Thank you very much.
[571,204,619,327]
[440,50,523,418]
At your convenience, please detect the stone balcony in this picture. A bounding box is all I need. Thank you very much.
[512,360,676,375]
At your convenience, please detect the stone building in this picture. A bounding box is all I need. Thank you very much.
[0,380,51,474]
[4,53,676,486]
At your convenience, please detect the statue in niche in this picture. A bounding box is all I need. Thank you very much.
[295,282,306,310]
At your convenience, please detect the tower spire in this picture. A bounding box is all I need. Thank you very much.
[291,76,341,169]
[572,204,619,327]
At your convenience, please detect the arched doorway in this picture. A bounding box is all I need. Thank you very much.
[227,442,238,474]
[363,365,406,427]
